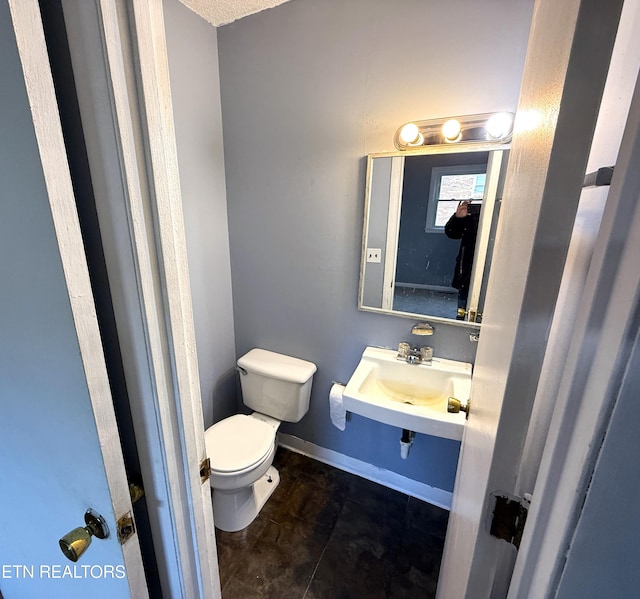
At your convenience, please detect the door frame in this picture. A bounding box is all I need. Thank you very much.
[508,57,640,597]
[7,0,148,595]
[437,0,625,596]
[381,156,403,310]
[49,0,221,597]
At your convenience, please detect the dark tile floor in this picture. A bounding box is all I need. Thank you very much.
[215,448,449,598]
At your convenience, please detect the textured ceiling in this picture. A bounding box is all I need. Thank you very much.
[178,0,292,26]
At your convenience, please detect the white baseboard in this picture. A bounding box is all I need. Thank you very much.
[278,433,452,510]
[394,282,457,294]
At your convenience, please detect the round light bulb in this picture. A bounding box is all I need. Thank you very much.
[399,123,423,145]
[486,112,513,139]
[442,119,461,141]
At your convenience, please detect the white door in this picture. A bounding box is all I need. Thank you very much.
[508,10,640,593]
[437,0,627,596]
[0,2,146,597]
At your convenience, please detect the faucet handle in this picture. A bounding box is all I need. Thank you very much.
[397,342,410,358]
[420,346,433,362]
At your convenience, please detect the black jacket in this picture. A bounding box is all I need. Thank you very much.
[444,213,479,292]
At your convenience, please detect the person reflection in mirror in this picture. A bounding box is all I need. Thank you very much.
[445,200,479,319]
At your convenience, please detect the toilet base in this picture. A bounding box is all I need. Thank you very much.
[212,466,280,532]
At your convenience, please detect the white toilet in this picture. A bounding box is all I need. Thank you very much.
[205,348,317,532]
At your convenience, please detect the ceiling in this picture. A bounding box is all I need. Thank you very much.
[178,0,292,26]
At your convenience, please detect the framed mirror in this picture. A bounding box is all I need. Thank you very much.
[358,144,510,325]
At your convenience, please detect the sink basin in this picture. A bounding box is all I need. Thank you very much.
[342,346,471,440]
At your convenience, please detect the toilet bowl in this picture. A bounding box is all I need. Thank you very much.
[206,414,280,532]
[204,349,316,532]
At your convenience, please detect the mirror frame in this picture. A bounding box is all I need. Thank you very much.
[358,142,510,327]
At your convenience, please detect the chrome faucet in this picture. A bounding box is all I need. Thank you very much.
[406,347,423,364]
[397,342,433,365]
[397,322,435,364]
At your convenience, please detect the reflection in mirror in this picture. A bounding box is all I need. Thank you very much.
[359,145,509,325]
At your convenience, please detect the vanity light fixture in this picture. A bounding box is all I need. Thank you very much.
[394,112,514,150]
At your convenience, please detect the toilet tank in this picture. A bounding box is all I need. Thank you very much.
[237,349,317,422]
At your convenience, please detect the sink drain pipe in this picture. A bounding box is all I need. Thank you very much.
[400,429,415,459]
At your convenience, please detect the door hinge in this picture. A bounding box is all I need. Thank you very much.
[116,512,136,545]
[488,492,531,549]
[128,481,145,504]
[199,456,211,484]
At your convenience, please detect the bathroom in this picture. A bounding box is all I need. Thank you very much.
[163,0,534,593]
[166,0,523,579]
[167,0,532,510]
[164,0,634,595]
[2,0,639,597]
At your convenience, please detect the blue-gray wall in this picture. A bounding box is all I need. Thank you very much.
[164,0,238,427]
[215,0,533,491]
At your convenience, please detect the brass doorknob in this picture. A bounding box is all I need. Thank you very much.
[59,509,109,562]
[447,397,471,419]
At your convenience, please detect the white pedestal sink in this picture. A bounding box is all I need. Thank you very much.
[343,346,472,441]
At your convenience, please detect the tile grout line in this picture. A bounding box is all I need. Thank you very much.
[301,486,351,599]
[301,535,330,599]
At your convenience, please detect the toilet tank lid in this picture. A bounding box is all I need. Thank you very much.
[238,348,317,383]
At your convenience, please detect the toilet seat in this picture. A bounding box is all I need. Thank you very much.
[205,414,275,474]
